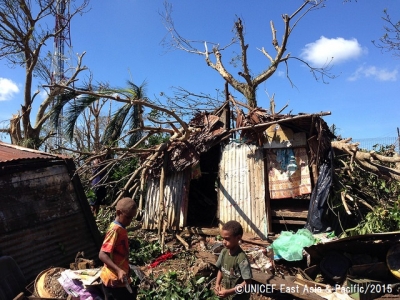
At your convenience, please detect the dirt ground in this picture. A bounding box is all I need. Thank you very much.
[122,228,399,300]
[132,231,302,300]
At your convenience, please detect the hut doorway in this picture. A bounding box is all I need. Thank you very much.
[186,145,221,227]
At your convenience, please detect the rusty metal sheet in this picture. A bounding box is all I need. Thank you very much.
[218,142,268,239]
[0,142,64,162]
[0,213,99,282]
[146,112,229,177]
[238,110,334,147]
[168,141,199,173]
[188,112,228,153]
[0,144,101,282]
[142,170,190,230]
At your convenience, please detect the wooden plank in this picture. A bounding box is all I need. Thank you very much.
[242,232,270,247]
[182,227,220,236]
[272,219,307,225]
[272,210,308,218]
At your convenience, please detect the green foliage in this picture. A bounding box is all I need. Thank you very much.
[52,92,98,141]
[137,271,219,300]
[337,144,399,204]
[95,206,116,236]
[85,189,96,202]
[129,239,162,266]
[111,157,139,182]
[127,237,218,300]
[148,108,164,120]
[102,102,136,147]
[108,157,139,200]
[146,133,170,147]
[344,203,400,236]
[331,142,400,235]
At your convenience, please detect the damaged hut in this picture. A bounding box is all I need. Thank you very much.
[0,142,101,282]
[141,101,334,239]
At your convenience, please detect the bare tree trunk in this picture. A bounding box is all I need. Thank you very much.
[10,115,22,145]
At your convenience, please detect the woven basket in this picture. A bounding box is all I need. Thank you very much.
[34,267,66,298]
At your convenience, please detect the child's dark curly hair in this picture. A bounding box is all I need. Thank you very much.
[222,220,243,237]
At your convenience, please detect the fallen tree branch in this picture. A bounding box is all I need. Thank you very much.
[341,191,352,215]
[175,233,189,250]
[332,140,400,181]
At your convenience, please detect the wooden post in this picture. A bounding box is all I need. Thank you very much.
[158,151,168,252]
[397,127,400,154]
[264,151,273,234]
[138,169,146,211]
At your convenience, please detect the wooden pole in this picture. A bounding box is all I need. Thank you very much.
[158,151,167,251]
[138,169,146,211]
[397,127,400,154]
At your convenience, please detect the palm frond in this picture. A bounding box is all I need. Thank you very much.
[102,81,148,147]
[126,107,141,147]
[118,80,148,99]
[64,95,100,140]
[49,91,78,130]
[102,103,132,146]
[126,103,144,147]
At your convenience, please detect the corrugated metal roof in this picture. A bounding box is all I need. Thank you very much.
[0,143,101,282]
[0,142,64,162]
[145,111,229,177]
[218,142,268,239]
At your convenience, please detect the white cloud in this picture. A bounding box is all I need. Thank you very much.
[348,65,398,81]
[277,70,285,77]
[0,77,19,101]
[301,36,364,67]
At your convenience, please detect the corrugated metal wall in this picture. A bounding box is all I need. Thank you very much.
[142,171,190,230]
[218,142,268,239]
[0,161,101,282]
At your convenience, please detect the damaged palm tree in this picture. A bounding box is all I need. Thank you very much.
[47,79,203,248]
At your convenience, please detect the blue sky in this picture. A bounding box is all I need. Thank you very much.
[0,0,399,140]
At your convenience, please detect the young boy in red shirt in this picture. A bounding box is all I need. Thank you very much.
[99,197,137,300]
